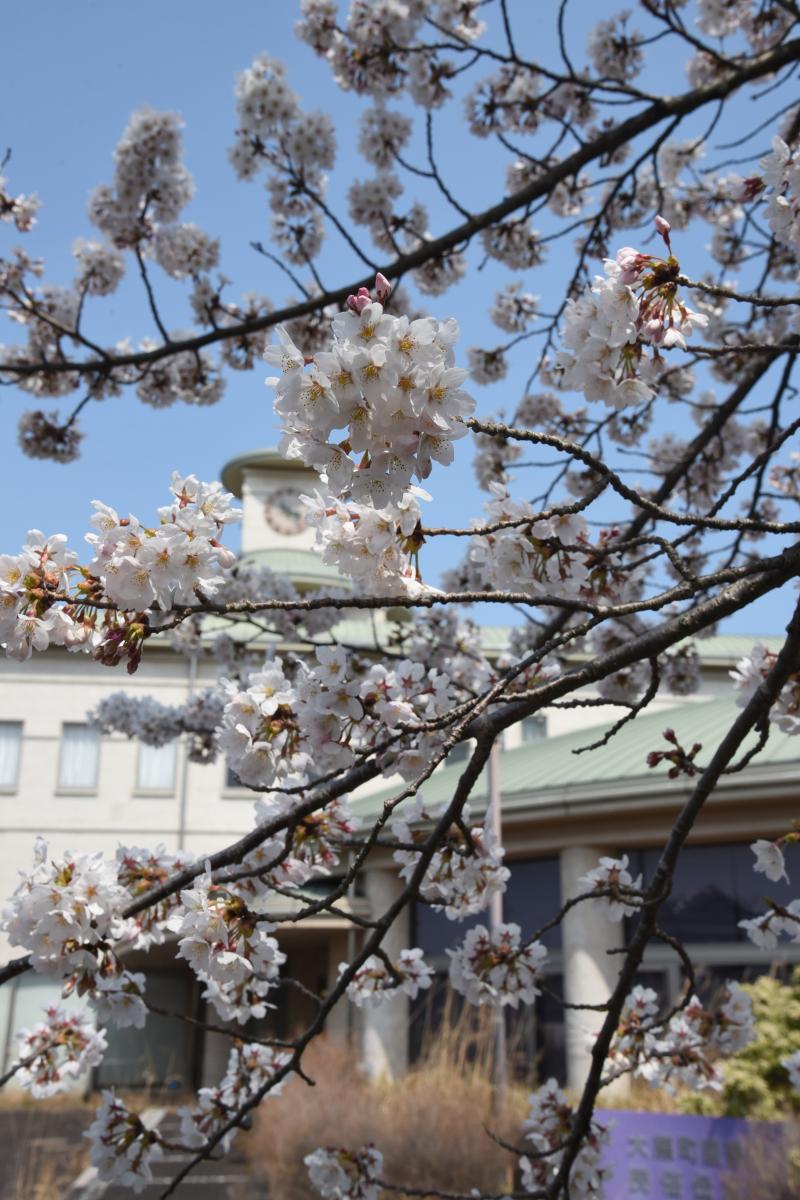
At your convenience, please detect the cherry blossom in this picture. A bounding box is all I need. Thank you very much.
[167,868,286,991]
[731,644,800,734]
[178,1042,292,1150]
[575,854,644,921]
[86,1091,164,1193]
[520,1078,610,1199]
[608,982,755,1092]
[306,1144,383,1200]
[750,838,789,884]
[448,923,547,1008]
[2,838,125,976]
[341,947,434,1006]
[267,284,474,510]
[391,798,509,920]
[13,1006,107,1098]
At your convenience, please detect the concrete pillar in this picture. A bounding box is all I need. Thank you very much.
[559,846,626,1096]
[324,930,351,1045]
[361,866,410,1081]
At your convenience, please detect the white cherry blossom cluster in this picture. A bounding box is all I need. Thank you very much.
[447,922,547,1008]
[91,687,227,768]
[467,346,508,386]
[556,220,708,408]
[586,12,644,82]
[471,425,523,491]
[166,869,286,1010]
[230,52,336,264]
[89,969,148,1030]
[751,837,790,884]
[738,901,800,949]
[17,410,84,464]
[297,0,479,106]
[730,642,800,734]
[88,108,193,248]
[607,982,755,1092]
[3,837,126,977]
[481,218,544,270]
[358,104,413,169]
[65,99,241,349]
[251,787,359,880]
[219,647,458,790]
[520,1077,610,1199]
[153,222,219,279]
[73,238,126,295]
[391,797,509,919]
[0,474,240,669]
[0,529,81,661]
[575,854,644,921]
[341,947,433,1007]
[179,1042,292,1152]
[301,485,429,595]
[468,483,644,606]
[115,843,192,948]
[13,1006,108,1098]
[0,171,40,232]
[218,656,310,787]
[696,0,792,48]
[465,64,542,140]
[489,282,540,334]
[90,471,235,610]
[758,136,800,256]
[268,285,474,510]
[86,1091,164,1194]
[306,1143,383,1200]
[135,337,225,409]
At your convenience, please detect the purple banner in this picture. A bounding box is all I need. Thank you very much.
[597,1109,781,1199]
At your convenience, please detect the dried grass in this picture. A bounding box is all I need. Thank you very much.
[3,1102,91,1199]
[595,1080,688,1113]
[720,1120,800,1199]
[248,1007,529,1199]
[12,1147,87,1200]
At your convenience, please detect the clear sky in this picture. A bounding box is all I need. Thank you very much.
[0,1,792,637]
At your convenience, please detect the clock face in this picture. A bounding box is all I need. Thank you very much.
[263,486,307,536]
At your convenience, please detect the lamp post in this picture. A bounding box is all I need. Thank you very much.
[487,736,507,1101]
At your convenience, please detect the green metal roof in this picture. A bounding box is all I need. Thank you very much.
[353,696,800,821]
[220,448,312,497]
[240,547,350,591]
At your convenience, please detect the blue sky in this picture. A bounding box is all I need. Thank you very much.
[0,1,792,636]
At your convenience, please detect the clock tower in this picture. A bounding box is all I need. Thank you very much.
[220,448,344,590]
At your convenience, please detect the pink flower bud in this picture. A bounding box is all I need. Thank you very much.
[375,272,392,303]
[616,247,649,285]
[654,214,671,244]
[346,287,372,314]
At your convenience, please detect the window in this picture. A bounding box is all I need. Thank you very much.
[624,843,796,944]
[136,741,177,792]
[414,857,563,956]
[225,764,244,789]
[0,722,22,789]
[58,724,100,790]
[521,715,547,743]
[447,739,472,765]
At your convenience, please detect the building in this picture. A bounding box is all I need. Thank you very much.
[0,450,795,1095]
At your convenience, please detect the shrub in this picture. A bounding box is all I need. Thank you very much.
[248,1029,527,1198]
